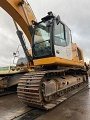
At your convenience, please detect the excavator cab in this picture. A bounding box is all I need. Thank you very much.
[32,12,72,62]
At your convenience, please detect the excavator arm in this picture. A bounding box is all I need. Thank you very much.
[0,0,36,42]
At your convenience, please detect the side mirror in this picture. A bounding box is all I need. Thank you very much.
[56,15,60,25]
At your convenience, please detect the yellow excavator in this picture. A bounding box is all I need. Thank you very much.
[0,0,88,110]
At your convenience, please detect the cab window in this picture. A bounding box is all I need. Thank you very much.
[54,22,66,46]
[54,21,70,46]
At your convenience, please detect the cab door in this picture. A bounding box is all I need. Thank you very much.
[54,21,72,60]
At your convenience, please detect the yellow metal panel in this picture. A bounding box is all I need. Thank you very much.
[34,57,84,67]
[72,43,84,62]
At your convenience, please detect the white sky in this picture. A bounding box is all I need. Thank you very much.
[0,0,90,66]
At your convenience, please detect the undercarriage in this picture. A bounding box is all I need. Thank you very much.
[17,67,88,110]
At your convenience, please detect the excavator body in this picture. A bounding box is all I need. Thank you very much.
[0,0,88,110]
[17,12,88,110]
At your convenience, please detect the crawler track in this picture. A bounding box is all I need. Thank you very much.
[17,67,88,110]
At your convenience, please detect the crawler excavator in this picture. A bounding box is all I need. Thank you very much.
[0,0,88,110]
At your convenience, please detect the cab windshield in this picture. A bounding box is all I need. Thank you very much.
[33,22,51,58]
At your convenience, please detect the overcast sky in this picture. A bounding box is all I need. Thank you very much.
[0,0,90,67]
